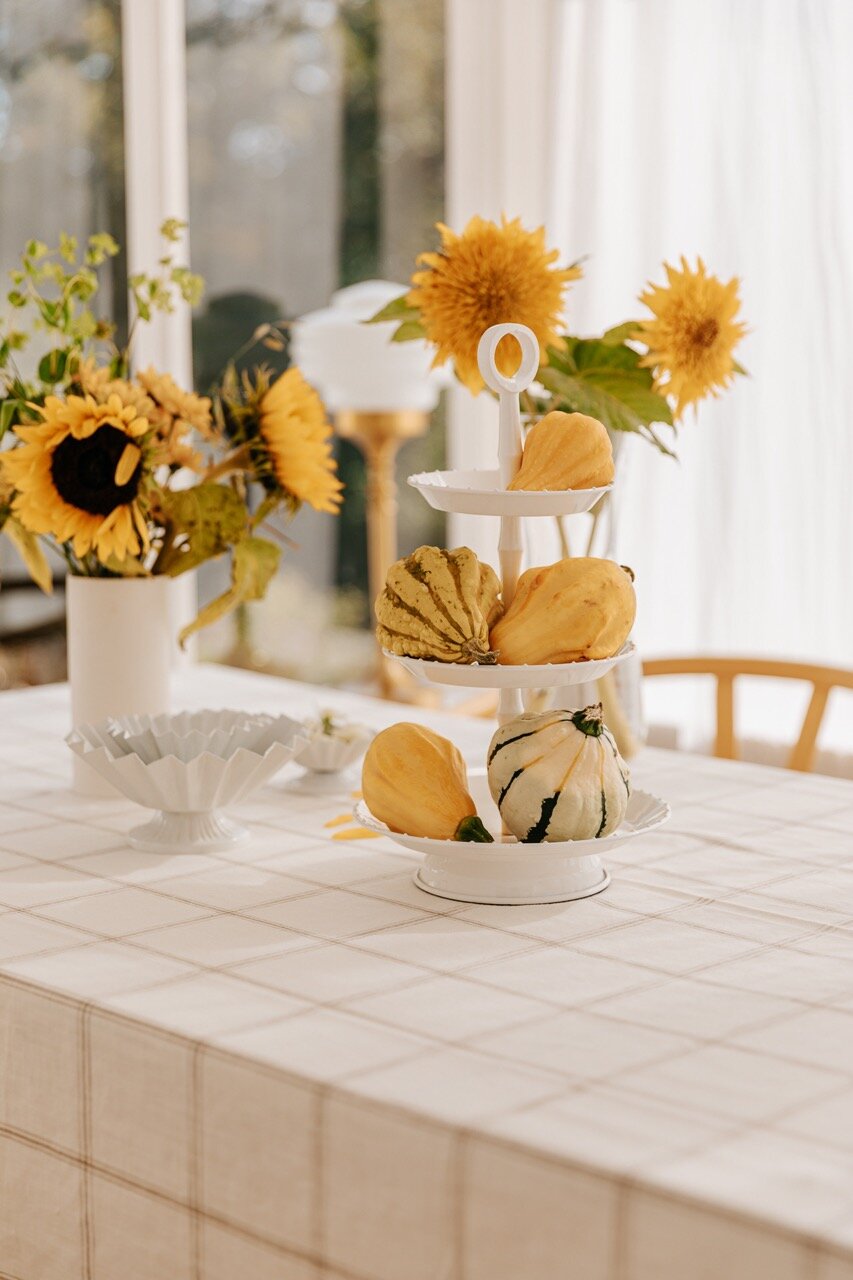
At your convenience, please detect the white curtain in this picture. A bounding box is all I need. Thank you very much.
[447,0,853,756]
[549,0,853,673]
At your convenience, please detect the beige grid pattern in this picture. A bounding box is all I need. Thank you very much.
[1,668,852,1280]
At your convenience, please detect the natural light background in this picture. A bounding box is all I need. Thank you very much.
[0,0,850,762]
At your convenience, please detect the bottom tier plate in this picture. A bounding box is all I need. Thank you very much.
[355,778,669,906]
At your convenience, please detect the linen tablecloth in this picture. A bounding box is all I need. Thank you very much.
[1,666,852,1280]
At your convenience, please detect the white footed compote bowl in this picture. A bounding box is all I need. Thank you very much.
[67,709,307,854]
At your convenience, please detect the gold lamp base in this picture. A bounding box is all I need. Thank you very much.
[335,409,436,703]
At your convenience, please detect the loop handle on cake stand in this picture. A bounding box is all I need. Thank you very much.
[476,322,541,725]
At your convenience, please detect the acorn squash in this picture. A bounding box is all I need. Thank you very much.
[376,545,503,664]
[508,411,614,491]
[362,722,493,842]
[487,703,630,841]
[490,557,635,664]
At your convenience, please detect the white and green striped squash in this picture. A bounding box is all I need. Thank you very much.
[487,704,630,842]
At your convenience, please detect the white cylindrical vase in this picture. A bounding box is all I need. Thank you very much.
[67,576,177,795]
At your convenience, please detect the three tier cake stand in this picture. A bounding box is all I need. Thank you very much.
[357,322,669,905]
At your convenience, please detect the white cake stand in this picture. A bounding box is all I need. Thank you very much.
[379,322,667,903]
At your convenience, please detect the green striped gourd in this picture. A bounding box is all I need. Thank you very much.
[487,704,630,842]
[375,545,503,664]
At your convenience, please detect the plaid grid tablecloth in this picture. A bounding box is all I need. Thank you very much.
[1,667,852,1280]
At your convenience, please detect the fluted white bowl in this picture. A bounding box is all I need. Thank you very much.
[67,710,307,854]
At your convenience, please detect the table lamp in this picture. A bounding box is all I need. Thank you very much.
[292,282,445,695]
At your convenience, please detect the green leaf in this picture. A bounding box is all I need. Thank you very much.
[102,554,149,577]
[390,319,427,342]
[544,336,579,375]
[365,293,420,324]
[538,362,676,456]
[7,291,25,308]
[38,349,68,384]
[0,399,20,438]
[59,232,78,264]
[178,535,280,647]
[601,321,643,345]
[160,217,187,243]
[571,339,650,377]
[86,233,119,265]
[731,359,748,376]
[159,483,248,577]
[4,518,52,594]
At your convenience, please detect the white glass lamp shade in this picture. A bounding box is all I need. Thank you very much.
[291,280,445,414]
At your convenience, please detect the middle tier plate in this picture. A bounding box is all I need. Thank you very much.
[384,641,635,688]
[408,468,611,516]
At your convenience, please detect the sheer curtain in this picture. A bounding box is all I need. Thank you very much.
[549,0,853,672]
[447,0,853,757]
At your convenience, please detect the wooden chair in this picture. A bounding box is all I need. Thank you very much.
[642,656,853,773]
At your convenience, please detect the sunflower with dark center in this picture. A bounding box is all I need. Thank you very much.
[215,365,343,514]
[0,393,152,565]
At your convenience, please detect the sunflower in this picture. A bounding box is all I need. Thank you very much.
[137,366,213,470]
[407,215,581,394]
[634,256,747,417]
[74,358,203,470]
[137,366,212,435]
[0,393,151,564]
[75,356,154,416]
[256,368,343,514]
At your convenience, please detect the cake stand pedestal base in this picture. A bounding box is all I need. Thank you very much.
[414,853,610,906]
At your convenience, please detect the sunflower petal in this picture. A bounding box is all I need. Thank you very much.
[115,442,141,486]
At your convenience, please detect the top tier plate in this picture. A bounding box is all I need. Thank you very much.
[408,468,611,517]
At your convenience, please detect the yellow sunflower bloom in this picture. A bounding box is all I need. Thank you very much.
[137,366,212,435]
[257,368,343,514]
[0,393,151,565]
[75,358,150,416]
[408,215,581,394]
[634,256,747,417]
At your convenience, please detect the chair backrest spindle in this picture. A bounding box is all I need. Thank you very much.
[642,657,853,774]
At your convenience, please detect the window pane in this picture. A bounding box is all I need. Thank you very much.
[186,0,445,676]
[0,0,127,345]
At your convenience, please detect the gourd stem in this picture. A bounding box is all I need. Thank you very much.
[570,703,605,737]
[454,815,494,843]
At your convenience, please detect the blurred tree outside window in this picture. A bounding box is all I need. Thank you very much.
[187,0,446,677]
[0,0,126,686]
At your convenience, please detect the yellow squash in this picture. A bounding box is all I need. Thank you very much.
[376,545,503,664]
[362,723,493,842]
[490,557,636,664]
[508,411,614,491]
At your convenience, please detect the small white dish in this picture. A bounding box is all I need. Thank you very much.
[292,715,374,775]
[408,468,611,517]
[355,773,669,905]
[384,641,635,689]
[67,710,307,854]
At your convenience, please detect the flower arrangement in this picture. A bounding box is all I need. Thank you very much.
[0,221,342,642]
[370,215,747,456]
